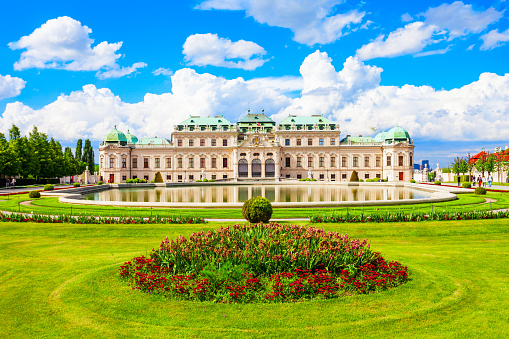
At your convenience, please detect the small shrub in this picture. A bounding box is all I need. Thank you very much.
[150,180,155,183]
[196,180,202,182]
[410,179,416,183]
[462,182,471,188]
[359,179,364,182]
[43,184,54,191]
[242,196,273,223]
[434,180,441,185]
[29,191,41,198]
[209,179,215,182]
[73,182,81,187]
[97,181,103,185]
[203,179,208,182]
[373,177,380,182]
[474,187,487,195]
[349,170,359,182]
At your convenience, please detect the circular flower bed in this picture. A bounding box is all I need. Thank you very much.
[119,223,409,303]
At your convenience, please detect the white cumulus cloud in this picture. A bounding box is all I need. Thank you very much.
[423,1,503,38]
[356,22,438,60]
[8,16,145,78]
[97,62,147,79]
[183,33,268,70]
[196,0,365,45]
[480,28,509,50]
[152,68,174,76]
[0,75,26,100]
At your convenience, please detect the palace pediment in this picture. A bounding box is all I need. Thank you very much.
[238,134,276,149]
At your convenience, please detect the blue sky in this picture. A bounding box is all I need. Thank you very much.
[1,0,508,167]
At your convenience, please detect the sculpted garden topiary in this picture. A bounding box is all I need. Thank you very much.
[242,196,273,223]
[29,191,41,198]
[43,184,54,191]
[474,187,487,195]
[119,223,409,303]
[349,170,359,182]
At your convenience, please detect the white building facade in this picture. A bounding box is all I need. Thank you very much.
[99,113,415,183]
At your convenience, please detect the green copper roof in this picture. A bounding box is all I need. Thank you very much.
[237,113,275,125]
[103,126,127,143]
[384,126,411,141]
[340,136,376,144]
[374,131,386,142]
[177,116,233,126]
[125,129,138,144]
[136,137,170,145]
[279,114,335,126]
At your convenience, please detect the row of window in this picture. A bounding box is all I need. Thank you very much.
[284,138,336,146]
[283,155,413,168]
[177,138,229,147]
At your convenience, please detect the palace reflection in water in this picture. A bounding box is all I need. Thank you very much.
[84,185,431,203]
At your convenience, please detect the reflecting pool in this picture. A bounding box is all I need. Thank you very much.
[83,185,432,203]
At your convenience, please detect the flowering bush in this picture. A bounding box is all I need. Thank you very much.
[120,223,409,303]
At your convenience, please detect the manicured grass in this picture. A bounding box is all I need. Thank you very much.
[0,219,507,337]
[1,192,509,220]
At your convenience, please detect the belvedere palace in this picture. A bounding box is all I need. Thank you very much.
[99,113,415,183]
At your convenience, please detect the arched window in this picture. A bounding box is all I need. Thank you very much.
[238,159,248,177]
[252,159,262,177]
[265,159,275,177]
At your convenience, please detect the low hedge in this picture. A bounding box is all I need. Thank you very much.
[474,187,487,195]
[462,182,472,188]
[43,184,54,191]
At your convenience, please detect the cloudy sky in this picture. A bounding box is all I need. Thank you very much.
[1,0,509,167]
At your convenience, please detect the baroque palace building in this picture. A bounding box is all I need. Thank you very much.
[99,112,415,183]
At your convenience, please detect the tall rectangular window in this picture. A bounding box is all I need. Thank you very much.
[399,156,404,166]
[331,157,336,167]
[364,157,369,167]
[319,157,324,167]
[200,139,205,147]
[297,157,302,167]
[342,157,346,167]
[308,157,313,168]
[376,157,381,167]
[319,138,324,146]
[211,139,216,146]
[353,156,359,167]
[200,157,205,168]
[285,157,291,167]
[166,158,171,168]
[297,139,301,146]
[155,158,160,168]
[223,157,228,168]
[285,139,290,146]
[189,157,194,168]
[410,155,413,166]
[109,158,114,168]
[178,158,183,168]
[189,139,194,147]
[223,139,228,146]
[387,156,391,166]
[211,157,217,168]
[132,158,137,169]
[330,138,335,145]
[308,138,313,146]
[144,158,149,168]
[177,140,182,147]
[121,158,126,168]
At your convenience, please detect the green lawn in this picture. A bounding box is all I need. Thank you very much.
[1,191,509,219]
[0,219,507,337]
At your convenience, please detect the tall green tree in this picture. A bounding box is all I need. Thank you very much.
[63,147,76,177]
[485,154,496,174]
[75,139,83,164]
[83,139,95,173]
[0,133,20,177]
[28,126,51,179]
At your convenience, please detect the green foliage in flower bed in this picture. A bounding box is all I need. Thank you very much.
[28,191,41,199]
[0,212,205,224]
[475,187,487,195]
[73,182,81,187]
[410,179,416,183]
[434,181,441,185]
[120,223,409,303]
[299,178,317,181]
[462,182,472,188]
[242,196,272,223]
[125,178,146,183]
[97,181,103,185]
[43,184,54,191]
[309,209,509,223]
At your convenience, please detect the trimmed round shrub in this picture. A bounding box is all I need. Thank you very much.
[410,179,416,183]
[73,182,81,187]
[29,191,41,199]
[462,182,472,188]
[150,180,155,183]
[474,187,487,195]
[434,180,441,185]
[97,181,103,185]
[373,177,380,182]
[359,179,364,182]
[242,196,273,223]
[43,184,54,191]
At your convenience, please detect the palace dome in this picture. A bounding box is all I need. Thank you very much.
[125,129,138,144]
[103,126,127,144]
[384,126,410,142]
